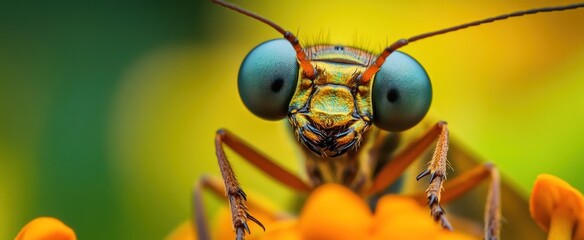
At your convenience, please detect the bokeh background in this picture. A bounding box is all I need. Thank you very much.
[1,0,584,239]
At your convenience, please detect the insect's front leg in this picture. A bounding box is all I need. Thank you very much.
[366,121,452,229]
[410,163,501,240]
[215,133,256,240]
[212,129,312,239]
[192,175,286,240]
[192,174,251,240]
[367,121,503,239]
[415,121,451,229]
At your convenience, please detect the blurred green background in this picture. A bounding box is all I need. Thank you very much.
[1,1,584,239]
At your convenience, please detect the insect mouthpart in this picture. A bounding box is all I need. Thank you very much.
[297,123,360,158]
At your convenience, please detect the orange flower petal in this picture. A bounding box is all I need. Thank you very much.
[530,174,584,239]
[373,195,440,239]
[373,195,475,240]
[297,184,373,240]
[15,217,76,240]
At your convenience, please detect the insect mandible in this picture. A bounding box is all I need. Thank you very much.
[193,1,584,240]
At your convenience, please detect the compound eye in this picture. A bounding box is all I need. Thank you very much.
[372,51,432,132]
[237,39,299,120]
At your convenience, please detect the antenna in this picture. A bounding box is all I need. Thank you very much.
[359,3,584,83]
[211,0,317,79]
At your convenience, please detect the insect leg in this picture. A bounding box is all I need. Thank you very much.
[192,175,282,240]
[365,121,452,229]
[192,175,214,240]
[216,129,311,192]
[214,129,311,239]
[485,165,501,240]
[366,121,447,195]
[417,121,451,230]
[410,163,501,240]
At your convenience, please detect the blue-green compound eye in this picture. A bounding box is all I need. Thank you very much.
[372,51,432,132]
[238,39,299,120]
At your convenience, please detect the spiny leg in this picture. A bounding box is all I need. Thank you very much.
[193,174,258,240]
[410,163,501,240]
[365,121,452,229]
[415,121,451,229]
[215,136,257,239]
[214,129,311,239]
[366,121,447,195]
[193,175,284,240]
[216,129,311,192]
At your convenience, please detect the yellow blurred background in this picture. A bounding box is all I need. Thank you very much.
[1,1,584,239]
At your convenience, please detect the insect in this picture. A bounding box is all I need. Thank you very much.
[193,1,584,239]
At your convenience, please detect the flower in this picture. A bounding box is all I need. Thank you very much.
[268,184,475,240]
[20,175,584,240]
[15,217,76,240]
[168,184,476,240]
[530,174,584,240]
